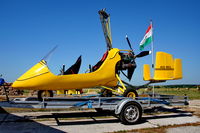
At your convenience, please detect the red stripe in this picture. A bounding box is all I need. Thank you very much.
[101,51,108,61]
[145,24,152,34]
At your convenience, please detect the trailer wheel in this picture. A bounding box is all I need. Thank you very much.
[123,88,138,99]
[38,90,53,101]
[119,102,142,125]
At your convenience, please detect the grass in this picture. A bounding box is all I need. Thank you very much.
[139,88,200,100]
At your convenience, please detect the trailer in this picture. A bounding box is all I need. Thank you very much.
[0,93,188,125]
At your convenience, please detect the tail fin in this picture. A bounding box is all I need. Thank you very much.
[143,52,182,81]
[173,59,182,79]
[143,64,151,81]
[154,52,174,80]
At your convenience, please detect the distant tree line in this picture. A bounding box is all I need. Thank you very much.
[149,84,199,88]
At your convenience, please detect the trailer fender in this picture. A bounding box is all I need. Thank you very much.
[114,98,143,115]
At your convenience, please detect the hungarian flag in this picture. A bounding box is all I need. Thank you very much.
[139,23,153,51]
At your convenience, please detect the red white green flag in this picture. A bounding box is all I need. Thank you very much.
[139,23,153,51]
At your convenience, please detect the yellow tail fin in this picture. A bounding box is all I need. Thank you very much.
[173,59,182,79]
[143,64,151,81]
[143,52,182,81]
[154,52,174,80]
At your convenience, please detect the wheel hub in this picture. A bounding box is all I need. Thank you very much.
[41,91,50,97]
[125,106,138,122]
[127,92,136,98]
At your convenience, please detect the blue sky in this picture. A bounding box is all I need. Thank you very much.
[0,0,200,85]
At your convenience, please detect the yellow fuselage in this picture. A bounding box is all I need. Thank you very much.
[12,48,121,90]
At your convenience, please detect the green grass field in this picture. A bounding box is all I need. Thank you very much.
[139,88,200,100]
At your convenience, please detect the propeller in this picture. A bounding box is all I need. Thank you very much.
[126,35,135,55]
[125,35,136,81]
[124,35,151,81]
[136,51,151,58]
[127,60,136,81]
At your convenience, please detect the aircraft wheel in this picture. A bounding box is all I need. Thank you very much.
[123,88,138,99]
[38,90,53,101]
[119,101,142,125]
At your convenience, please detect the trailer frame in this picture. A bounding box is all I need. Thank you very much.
[0,94,188,124]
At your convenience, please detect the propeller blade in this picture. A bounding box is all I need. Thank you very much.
[127,66,135,81]
[125,35,133,51]
[136,51,151,58]
[127,61,137,81]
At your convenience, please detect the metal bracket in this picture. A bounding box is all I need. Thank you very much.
[116,74,127,93]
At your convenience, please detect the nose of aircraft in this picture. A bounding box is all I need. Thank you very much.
[12,80,23,89]
[12,60,49,89]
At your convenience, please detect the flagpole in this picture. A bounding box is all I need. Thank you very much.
[150,20,155,98]
[151,20,154,68]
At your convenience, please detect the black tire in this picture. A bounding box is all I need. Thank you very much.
[119,102,142,125]
[100,89,113,97]
[123,88,138,99]
[37,90,53,101]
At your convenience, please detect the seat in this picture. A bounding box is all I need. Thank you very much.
[64,56,82,75]
[92,51,108,71]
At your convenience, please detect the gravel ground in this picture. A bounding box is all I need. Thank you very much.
[189,100,200,108]
[0,111,200,133]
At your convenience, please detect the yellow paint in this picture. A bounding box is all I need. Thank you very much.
[126,92,136,98]
[116,74,126,93]
[154,52,174,80]
[12,48,121,90]
[143,64,151,81]
[173,59,182,80]
[67,90,76,95]
[57,90,65,95]
[143,52,183,81]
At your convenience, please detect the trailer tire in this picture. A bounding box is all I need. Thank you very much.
[38,90,53,101]
[123,88,138,99]
[119,102,142,125]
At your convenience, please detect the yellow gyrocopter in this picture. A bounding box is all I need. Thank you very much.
[12,9,182,100]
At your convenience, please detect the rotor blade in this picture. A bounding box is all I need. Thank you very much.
[125,35,133,51]
[136,51,151,58]
[99,9,109,19]
[99,9,112,50]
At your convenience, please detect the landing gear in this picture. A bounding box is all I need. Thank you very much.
[123,88,138,99]
[37,90,53,101]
